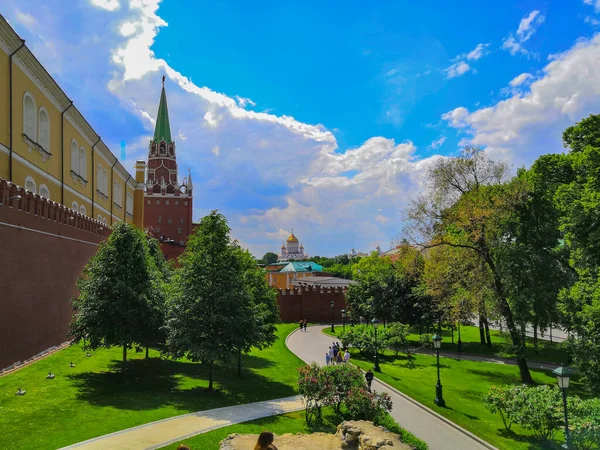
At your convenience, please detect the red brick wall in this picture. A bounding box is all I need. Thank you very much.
[277,286,347,323]
[0,180,108,371]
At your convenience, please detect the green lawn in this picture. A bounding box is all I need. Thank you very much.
[347,348,582,450]
[160,409,340,450]
[0,324,303,450]
[325,324,568,364]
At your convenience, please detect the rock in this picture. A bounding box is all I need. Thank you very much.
[219,420,411,450]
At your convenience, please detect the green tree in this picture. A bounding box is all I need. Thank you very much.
[233,249,280,375]
[407,147,534,382]
[70,222,163,370]
[166,211,246,391]
[261,251,279,264]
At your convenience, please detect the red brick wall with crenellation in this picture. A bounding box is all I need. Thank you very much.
[0,179,108,371]
[277,285,347,323]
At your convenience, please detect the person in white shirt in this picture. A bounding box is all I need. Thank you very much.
[343,350,350,363]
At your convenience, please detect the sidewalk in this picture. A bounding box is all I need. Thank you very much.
[287,325,495,450]
[59,396,304,450]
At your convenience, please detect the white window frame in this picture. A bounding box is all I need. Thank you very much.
[24,176,36,193]
[38,184,50,199]
[80,205,86,216]
[23,92,37,140]
[71,139,79,174]
[38,107,50,152]
[72,201,78,211]
[102,168,107,195]
[79,147,86,179]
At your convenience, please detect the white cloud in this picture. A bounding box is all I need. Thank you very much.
[443,33,600,167]
[119,22,136,37]
[211,145,220,156]
[430,136,447,149]
[464,43,491,61]
[502,10,545,57]
[235,96,256,108]
[14,10,37,29]
[585,16,600,26]
[583,0,600,13]
[445,61,471,78]
[509,72,533,87]
[90,0,120,11]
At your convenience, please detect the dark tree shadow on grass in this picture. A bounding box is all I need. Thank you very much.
[67,355,295,413]
[443,406,480,421]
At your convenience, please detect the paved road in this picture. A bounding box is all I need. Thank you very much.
[60,396,304,450]
[287,326,494,450]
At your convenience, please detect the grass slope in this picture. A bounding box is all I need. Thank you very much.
[348,348,581,450]
[0,324,303,450]
[325,324,568,364]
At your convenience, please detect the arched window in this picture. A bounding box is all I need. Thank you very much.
[102,217,107,225]
[97,164,102,192]
[24,175,36,193]
[23,93,36,139]
[117,183,122,205]
[80,205,86,216]
[79,147,86,179]
[38,108,50,152]
[102,168,107,194]
[72,201,78,211]
[71,140,79,173]
[39,184,50,199]
[97,214,102,222]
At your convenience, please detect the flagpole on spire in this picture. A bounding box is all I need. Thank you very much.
[162,74,166,86]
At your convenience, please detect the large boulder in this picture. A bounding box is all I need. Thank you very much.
[219,420,411,450]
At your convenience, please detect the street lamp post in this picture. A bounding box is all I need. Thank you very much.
[330,299,335,333]
[341,309,347,333]
[553,365,572,449]
[432,333,446,407]
[372,318,381,372]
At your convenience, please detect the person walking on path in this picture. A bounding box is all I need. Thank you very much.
[303,319,308,331]
[328,346,334,363]
[343,350,350,363]
[365,369,374,392]
[325,352,331,366]
[336,351,343,365]
[332,344,339,361]
[299,320,304,332]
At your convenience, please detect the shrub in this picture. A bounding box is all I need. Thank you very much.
[322,363,365,413]
[345,386,393,421]
[386,323,410,356]
[338,329,355,350]
[482,384,526,431]
[569,397,600,450]
[297,363,334,424]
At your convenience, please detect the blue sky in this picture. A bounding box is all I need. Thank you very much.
[5,0,600,257]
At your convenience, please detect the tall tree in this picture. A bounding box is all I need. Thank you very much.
[261,252,279,264]
[70,222,162,370]
[166,211,246,391]
[233,249,280,375]
[407,147,534,382]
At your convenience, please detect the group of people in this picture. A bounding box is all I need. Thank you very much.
[298,319,308,331]
[325,341,350,365]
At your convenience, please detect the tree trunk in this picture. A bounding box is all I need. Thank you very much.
[145,347,149,359]
[451,325,455,348]
[237,349,242,376]
[479,314,486,345]
[483,251,533,383]
[550,324,553,345]
[208,360,214,391]
[521,321,526,343]
[533,322,538,349]
[123,345,127,363]
[483,317,492,348]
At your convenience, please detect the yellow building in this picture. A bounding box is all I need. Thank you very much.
[0,16,144,227]
[263,261,325,289]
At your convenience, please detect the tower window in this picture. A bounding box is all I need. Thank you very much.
[23,93,37,140]
[158,216,162,224]
[38,108,50,153]
[167,218,172,224]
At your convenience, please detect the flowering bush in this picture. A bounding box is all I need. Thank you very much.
[322,363,365,413]
[569,397,600,450]
[297,363,334,424]
[482,384,527,431]
[345,386,393,421]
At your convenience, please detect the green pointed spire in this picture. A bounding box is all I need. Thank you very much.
[153,76,172,144]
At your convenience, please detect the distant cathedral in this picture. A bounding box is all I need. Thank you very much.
[279,231,307,261]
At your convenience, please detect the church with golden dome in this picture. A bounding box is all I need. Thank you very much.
[279,230,308,261]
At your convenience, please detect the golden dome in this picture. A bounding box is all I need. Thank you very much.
[286,233,299,243]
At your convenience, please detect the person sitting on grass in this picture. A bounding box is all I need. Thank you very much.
[254,431,278,450]
[176,445,190,450]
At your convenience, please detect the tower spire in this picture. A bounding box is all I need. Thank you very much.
[153,76,172,144]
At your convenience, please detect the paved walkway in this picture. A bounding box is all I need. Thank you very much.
[60,396,304,450]
[287,326,495,450]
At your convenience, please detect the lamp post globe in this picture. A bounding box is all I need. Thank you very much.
[553,365,572,449]
[330,299,335,333]
[432,333,446,407]
[341,309,347,333]
[371,318,381,372]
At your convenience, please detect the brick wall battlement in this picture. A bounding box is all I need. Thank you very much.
[0,179,110,238]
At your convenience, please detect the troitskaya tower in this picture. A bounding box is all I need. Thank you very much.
[144,76,194,259]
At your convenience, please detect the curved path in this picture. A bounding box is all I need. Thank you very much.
[286,325,495,450]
